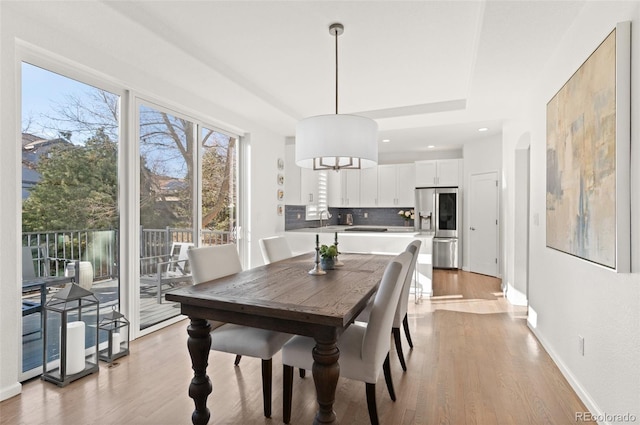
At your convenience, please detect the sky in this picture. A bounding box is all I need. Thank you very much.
[21,62,98,143]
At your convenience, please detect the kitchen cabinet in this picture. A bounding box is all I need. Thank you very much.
[359,166,378,207]
[377,163,415,207]
[300,167,320,204]
[415,159,460,187]
[328,170,359,207]
[285,144,320,205]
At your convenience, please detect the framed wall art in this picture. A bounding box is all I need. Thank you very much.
[546,21,630,272]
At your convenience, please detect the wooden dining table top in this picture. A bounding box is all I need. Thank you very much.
[166,252,392,335]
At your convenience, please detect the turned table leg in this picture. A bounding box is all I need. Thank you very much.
[187,318,212,425]
[312,333,340,425]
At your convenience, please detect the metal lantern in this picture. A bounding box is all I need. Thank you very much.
[98,308,130,363]
[42,283,99,386]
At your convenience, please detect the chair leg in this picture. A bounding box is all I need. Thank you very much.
[261,359,272,418]
[403,313,414,349]
[392,327,407,372]
[234,354,242,366]
[383,353,396,402]
[283,365,294,424]
[299,368,306,378]
[365,383,380,425]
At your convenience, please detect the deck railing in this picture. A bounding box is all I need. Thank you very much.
[23,227,234,281]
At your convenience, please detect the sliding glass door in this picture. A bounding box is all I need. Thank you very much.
[20,62,121,378]
[137,104,239,331]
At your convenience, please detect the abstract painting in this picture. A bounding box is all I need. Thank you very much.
[546,28,618,269]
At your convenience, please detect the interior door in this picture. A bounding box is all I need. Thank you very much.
[468,172,499,276]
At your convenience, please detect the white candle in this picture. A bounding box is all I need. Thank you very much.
[111,332,121,355]
[63,321,85,375]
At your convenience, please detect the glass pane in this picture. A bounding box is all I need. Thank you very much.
[438,193,457,231]
[138,104,194,330]
[21,63,120,376]
[201,127,237,246]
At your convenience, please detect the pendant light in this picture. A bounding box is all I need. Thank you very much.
[295,23,378,171]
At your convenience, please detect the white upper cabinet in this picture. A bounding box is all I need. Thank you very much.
[300,167,320,204]
[328,170,360,207]
[359,166,378,207]
[396,164,415,205]
[377,164,415,207]
[285,144,320,205]
[415,159,461,187]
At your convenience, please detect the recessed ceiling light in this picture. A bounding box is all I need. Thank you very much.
[382,139,391,143]
[427,145,435,149]
[478,127,489,132]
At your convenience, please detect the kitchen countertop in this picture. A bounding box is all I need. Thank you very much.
[288,225,433,235]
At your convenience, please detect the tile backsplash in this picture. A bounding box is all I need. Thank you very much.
[285,205,414,230]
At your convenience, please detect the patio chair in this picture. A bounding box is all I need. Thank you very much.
[140,242,194,303]
[21,245,53,337]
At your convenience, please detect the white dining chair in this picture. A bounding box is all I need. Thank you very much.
[259,236,293,264]
[281,250,412,425]
[186,244,293,418]
[356,239,421,371]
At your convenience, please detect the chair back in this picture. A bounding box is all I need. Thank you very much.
[259,236,293,264]
[187,244,242,284]
[22,246,38,280]
[168,242,194,273]
[361,251,412,367]
[394,240,422,327]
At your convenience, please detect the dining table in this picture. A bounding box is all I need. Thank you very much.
[165,251,392,425]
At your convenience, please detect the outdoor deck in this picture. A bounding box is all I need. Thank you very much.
[21,278,188,373]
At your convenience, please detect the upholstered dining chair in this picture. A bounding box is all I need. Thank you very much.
[186,244,293,418]
[281,251,412,425]
[356,239,421,371]
[259,236,293,264]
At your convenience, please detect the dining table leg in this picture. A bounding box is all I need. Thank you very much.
[187,318,212,425]
[312,331,340,424]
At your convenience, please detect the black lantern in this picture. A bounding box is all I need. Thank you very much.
[42,283,99,386]
[98,308,130,363]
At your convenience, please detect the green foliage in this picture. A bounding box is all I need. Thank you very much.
[22,129,118,232]
[319,244,338,259]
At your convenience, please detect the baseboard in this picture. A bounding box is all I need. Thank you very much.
[527,325,605,424]
[0,382,21,402]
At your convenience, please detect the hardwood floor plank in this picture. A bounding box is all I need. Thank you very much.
[2,269,595,425]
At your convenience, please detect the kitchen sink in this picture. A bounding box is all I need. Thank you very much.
[344,227,388,232]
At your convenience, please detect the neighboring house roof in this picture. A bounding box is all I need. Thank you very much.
[21,133,72,199]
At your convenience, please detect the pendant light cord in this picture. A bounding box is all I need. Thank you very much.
[335,28,339,115]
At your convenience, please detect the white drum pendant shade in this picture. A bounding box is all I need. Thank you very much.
[295,114,378,170]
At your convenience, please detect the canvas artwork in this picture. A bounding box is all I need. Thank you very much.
[546,29,616,268]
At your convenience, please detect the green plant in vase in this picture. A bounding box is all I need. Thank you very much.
[319,244,338,270]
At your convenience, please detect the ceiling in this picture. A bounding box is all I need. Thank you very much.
[104,1,586,157]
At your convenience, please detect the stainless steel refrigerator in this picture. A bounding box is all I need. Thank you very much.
[415,187,460,269]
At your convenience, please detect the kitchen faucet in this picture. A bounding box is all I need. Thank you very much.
[319,210,332,228]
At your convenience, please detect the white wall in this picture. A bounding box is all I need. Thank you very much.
[462,135,502,273]
[0,2,283,400]
[503,2,640,420]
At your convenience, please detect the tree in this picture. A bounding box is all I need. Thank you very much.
[30,87,236,233]
[22,129,118,231]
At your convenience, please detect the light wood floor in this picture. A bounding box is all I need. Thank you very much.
[1,270,593,425]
